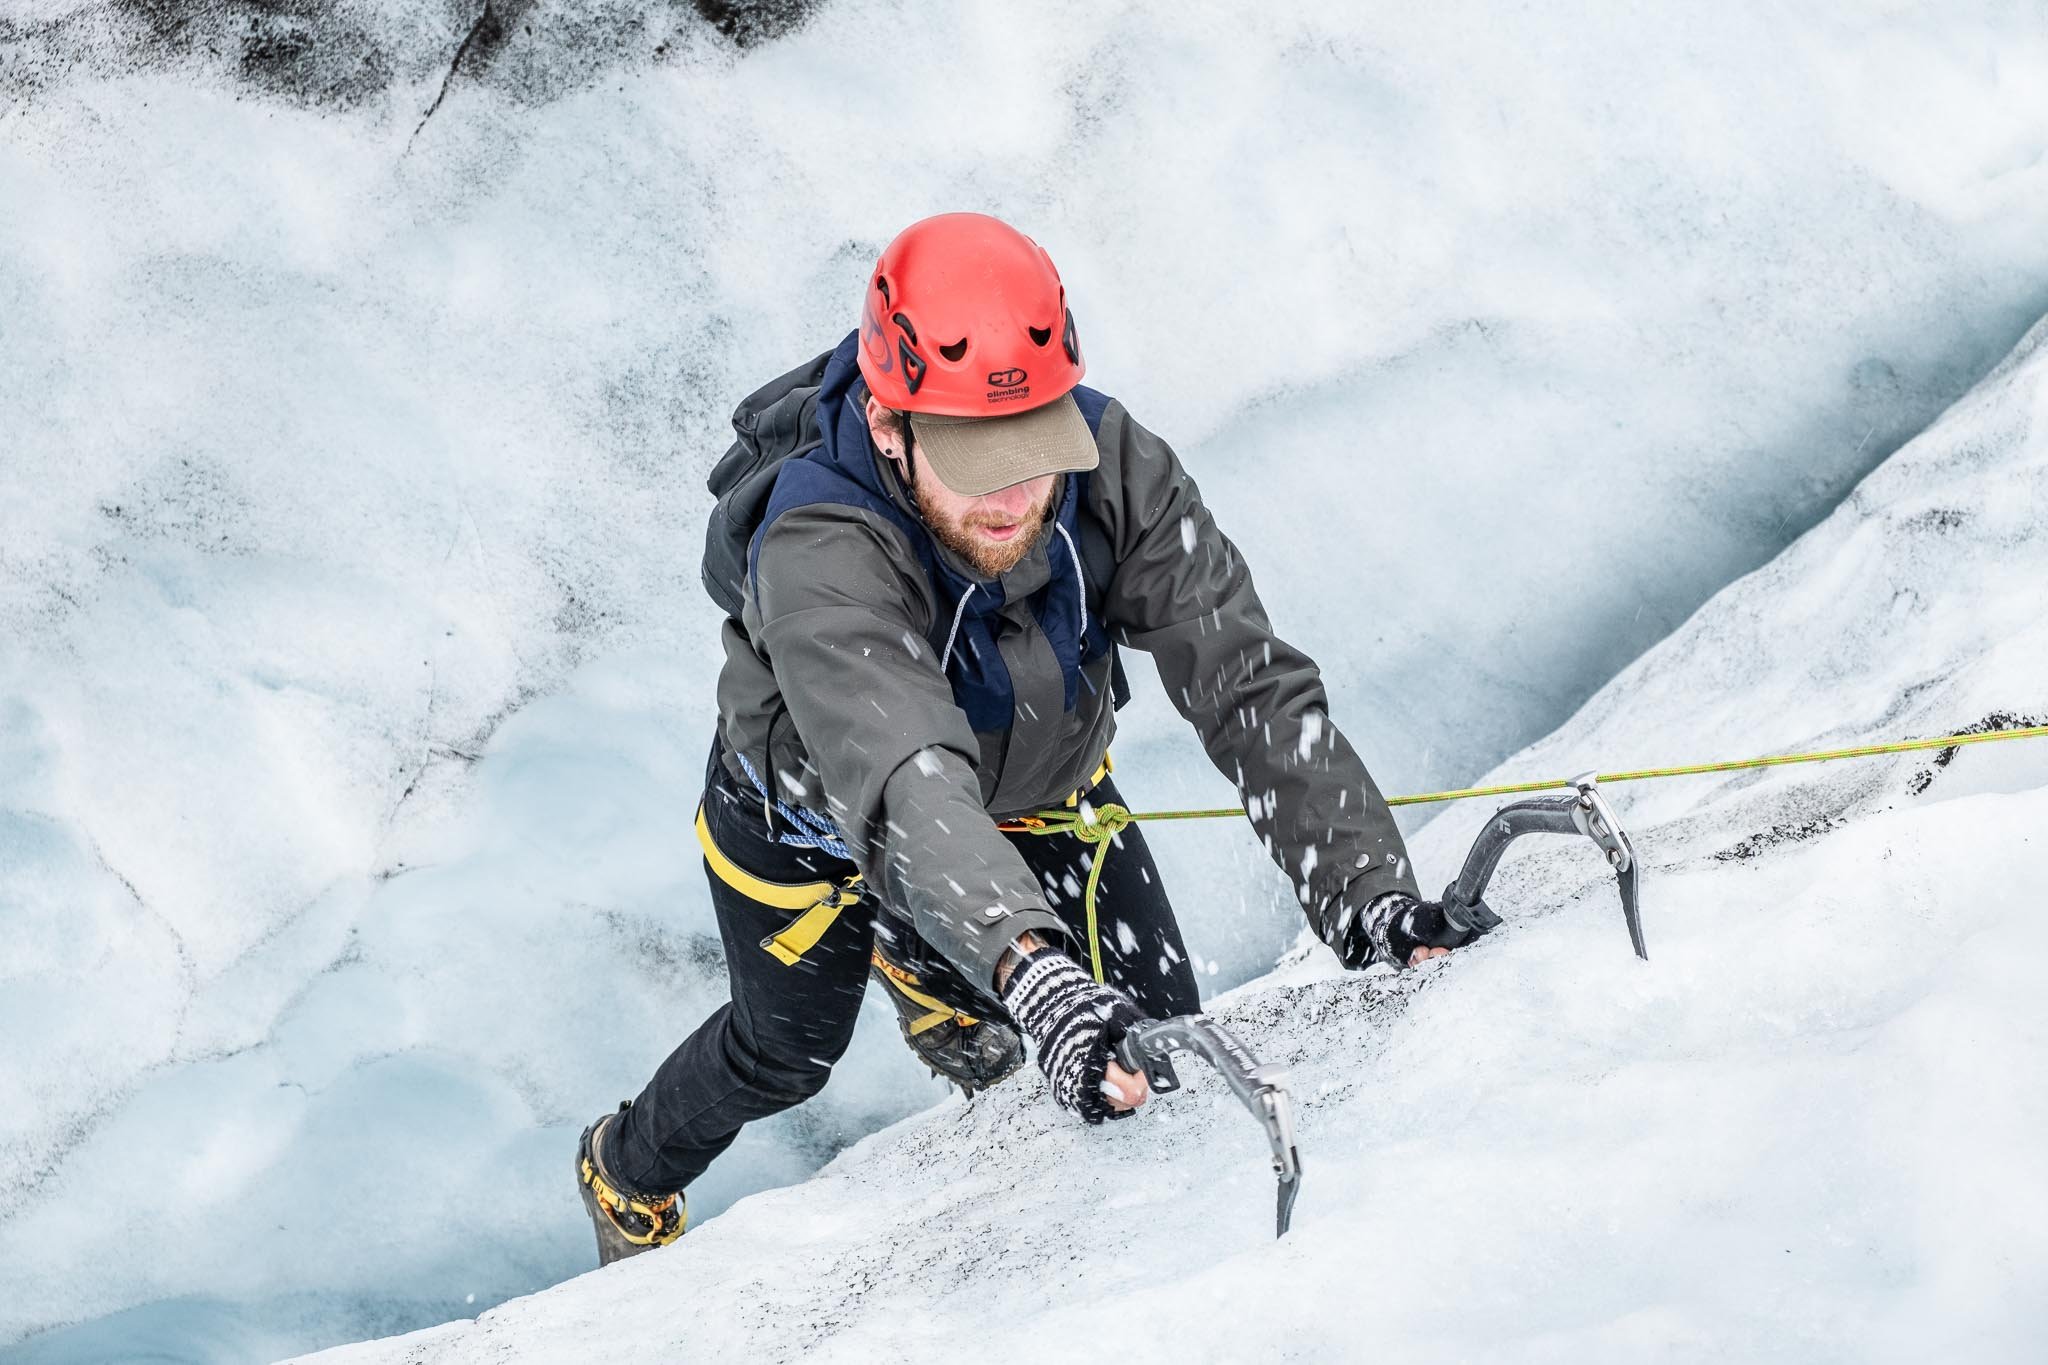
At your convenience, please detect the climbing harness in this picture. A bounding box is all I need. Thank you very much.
[699,754,1116,971]
[705,724,2046,978]
[694,804,864,967]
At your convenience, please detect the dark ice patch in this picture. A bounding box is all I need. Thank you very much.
[1712,814,1849,863]
[690,0,818,47]
[231,4,397,108]
[1906,709,2047,796]
[3,0,828,116]
[1900,506,1969,535]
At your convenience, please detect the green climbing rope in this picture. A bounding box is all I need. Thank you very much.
[1001,722,2048,981]
[999,803,1134,983]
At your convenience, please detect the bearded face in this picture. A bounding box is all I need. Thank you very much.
[865,397,1062,578]
[907,462,1059,578]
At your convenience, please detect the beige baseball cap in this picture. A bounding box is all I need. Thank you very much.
[907,394,1099,497]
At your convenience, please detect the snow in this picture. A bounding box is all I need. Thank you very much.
[292,313,2048,1365]
[5,2,2048,1359]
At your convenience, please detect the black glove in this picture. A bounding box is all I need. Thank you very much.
[1346,892,1489,968]
[1000,947,1146,1124]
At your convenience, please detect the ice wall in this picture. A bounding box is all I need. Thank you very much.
[4,2,2048,1360]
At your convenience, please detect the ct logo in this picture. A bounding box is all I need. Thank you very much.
[987,367,1028,388]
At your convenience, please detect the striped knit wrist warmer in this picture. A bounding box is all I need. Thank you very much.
[1000,947,1145,1125]
[1363,891,1421,967]
[1364,891,1485,967]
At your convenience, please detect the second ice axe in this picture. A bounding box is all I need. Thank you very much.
[1439,771,1646,960]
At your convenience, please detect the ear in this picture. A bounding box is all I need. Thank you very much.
[865,394,910,476]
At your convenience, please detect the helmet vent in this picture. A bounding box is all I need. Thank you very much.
[877,276,892,305]
[1028,325,1052,346]
[892,312,918,344]
[899,339,927,394]
[939,338,968,362]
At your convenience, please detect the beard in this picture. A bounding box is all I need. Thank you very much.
[917,482,1058,578]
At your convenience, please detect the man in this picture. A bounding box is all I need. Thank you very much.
[575,212,1473,1263]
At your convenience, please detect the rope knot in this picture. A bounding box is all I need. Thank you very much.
[1071,801,1132,845]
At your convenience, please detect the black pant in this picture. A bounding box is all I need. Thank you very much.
[606,744,1204,1195]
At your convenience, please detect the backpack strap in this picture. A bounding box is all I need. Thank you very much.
[700,350,835,619]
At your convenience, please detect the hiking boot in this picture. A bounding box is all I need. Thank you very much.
[576,1104,685,1266]
[869,949,1025,1097]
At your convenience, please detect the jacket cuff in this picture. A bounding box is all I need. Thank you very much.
[1330,865,1423,948]
[954,906,1073,994]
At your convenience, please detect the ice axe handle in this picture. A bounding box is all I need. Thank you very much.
[1442,795,1580,927]
[1114,1030,1181,1094]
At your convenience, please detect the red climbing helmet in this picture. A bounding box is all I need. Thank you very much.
[857,213,1096,496]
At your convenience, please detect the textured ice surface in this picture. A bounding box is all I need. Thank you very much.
[5,2,2048,1359]
[293,315,2048,1365]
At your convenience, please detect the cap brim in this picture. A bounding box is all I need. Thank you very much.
[908,395,1099,497]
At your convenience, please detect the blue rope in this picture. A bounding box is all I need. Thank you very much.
[733,751,855,861]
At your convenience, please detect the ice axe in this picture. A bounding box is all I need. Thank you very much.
[1113,1014,1301,1238]
[1439,771,1646,960]
[1106,775,1640,1241]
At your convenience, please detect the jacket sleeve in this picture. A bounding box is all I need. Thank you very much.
[1091,401,1422,951]
[743,503,1070,992]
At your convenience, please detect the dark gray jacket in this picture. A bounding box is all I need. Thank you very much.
[715,357,1419,991]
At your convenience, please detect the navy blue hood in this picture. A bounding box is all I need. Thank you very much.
[752,330,1116,732]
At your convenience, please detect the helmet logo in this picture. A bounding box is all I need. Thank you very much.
[987,367,1028,388]
[862,299,893,373]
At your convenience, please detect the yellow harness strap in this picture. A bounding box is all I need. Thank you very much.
[1065,753,1112,806]
[697,754,1111,970]
[695,805,863,966]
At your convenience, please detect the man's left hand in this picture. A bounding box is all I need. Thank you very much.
[1345,892,1483,969]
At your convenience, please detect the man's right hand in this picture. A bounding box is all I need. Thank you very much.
[999,940,1150,1123]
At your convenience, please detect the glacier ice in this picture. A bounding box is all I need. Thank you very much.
[6,2,2048,1360]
